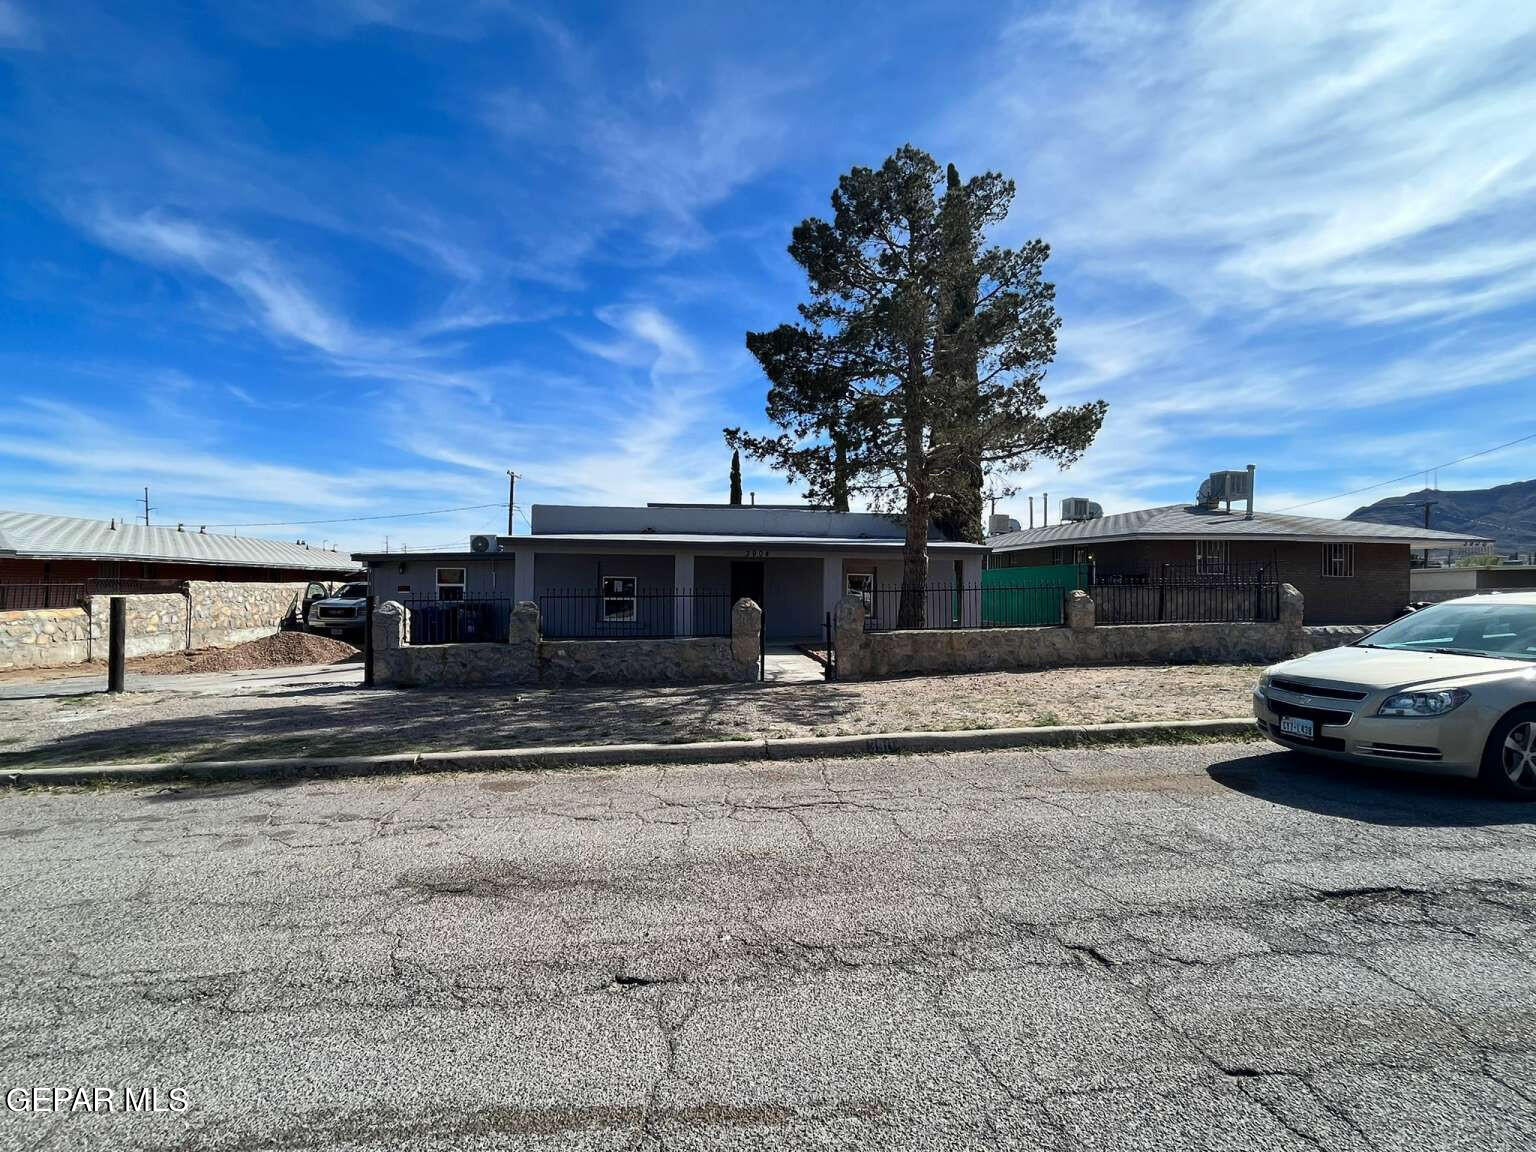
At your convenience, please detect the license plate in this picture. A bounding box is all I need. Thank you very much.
[328,628,345,636]
[1279,715,1315,741]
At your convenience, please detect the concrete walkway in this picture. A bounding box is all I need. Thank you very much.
[761,649,824,683]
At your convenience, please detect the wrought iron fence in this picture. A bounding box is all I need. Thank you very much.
[85,578,187,596]
[1089,579,1279,624]
[1090,561,1278,586]
[0,583,87,611]
[863,584,1071,631]
[538,587,733,639]
[402,597,514,644]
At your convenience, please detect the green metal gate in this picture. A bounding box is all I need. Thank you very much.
[980,563,1081,626]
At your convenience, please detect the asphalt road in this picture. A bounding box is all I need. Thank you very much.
[3,742,1535,1150]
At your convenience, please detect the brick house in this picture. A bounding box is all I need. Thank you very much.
[987,504,1490,624]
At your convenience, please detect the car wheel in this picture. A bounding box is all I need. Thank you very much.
[1480,707,1536,801]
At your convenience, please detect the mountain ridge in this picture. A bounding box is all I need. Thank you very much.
[1347,478,1536,556]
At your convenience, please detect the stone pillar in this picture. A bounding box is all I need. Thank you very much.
[1066,589,1095,632]
[373,600,409,650]
[1278,583,1305,654]
[674,553,695,637]
[730,597,762,678]
[510,600,540,645]
[509,599,541,680]
[834,592,866,680]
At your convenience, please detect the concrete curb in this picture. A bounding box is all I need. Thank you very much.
[0,718,1261,788]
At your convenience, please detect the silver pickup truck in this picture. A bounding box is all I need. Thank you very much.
[306,581,370,639]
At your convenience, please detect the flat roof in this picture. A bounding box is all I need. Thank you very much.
[353,533,989,562]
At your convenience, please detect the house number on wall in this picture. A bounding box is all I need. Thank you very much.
[741,549,770,559]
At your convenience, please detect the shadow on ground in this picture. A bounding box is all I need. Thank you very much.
[0,679,870,768]
[1208,749,1536,827]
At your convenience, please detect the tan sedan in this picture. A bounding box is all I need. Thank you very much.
[1253,592,1536,799]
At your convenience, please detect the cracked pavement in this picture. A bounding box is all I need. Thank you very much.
[2,740,1535,1150]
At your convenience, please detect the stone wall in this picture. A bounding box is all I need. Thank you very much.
[0,581,313,671]
[0,607,93,670]
[834,585,1307,679]
[87,594,190,660]
[1300,624,1377,653]
[371,598,762,688]
[187,581,307,649]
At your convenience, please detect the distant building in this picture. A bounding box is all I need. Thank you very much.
[1411,564,1536,604]
[0,510,358,590]
[988,499,1490,624]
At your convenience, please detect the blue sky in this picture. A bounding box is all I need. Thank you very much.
[2,0,1534,553]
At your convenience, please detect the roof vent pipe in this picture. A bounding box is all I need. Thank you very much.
[109,518,116,530]
[1245,464,1256,521]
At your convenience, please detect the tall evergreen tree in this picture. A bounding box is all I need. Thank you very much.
[729,449,743,505]
[933,162,984,544]
[732,145,1106,624]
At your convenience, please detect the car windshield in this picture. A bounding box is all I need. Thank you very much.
[1359,601,1536,660]
[335,583,368,599]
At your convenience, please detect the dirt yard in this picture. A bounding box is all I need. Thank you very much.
[0,663,1261,767]
[0,632,358,683]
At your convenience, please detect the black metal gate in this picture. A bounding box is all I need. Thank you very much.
[823,611,837,681]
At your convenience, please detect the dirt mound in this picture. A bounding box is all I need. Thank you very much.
[176,632,360,674]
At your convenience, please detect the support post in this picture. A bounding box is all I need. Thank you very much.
[674,553,695,637]
[107,596,126,693]
[364,594,376,688]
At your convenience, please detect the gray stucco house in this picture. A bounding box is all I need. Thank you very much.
[354,503,987,643]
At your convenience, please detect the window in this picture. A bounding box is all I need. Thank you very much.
[1195,541,1230,576]
[1322,543,1356,578]
[435,567,466,601]
[846,572,875,610]
[1360,601,1536,659]
[601,576,637,622]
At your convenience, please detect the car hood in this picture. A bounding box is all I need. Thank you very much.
[1277,644,1532,692]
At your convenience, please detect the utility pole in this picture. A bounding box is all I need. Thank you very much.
[138,486,154,527]
[507,470,518,536]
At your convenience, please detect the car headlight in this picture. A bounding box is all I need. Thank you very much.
[1377,688,1470,718]
[1258,672,1273,691]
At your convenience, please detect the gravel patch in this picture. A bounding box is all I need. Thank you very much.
[0,663,1262,767]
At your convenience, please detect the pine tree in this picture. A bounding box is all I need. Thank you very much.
[729,449,743,505]
[731,145,1106,624]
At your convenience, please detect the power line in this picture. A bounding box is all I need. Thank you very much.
[1272,430,1536,513]
[196,502,506,529]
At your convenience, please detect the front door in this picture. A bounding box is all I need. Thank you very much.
[730,561,765,610]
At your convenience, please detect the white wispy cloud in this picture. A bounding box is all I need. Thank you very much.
[0,0,34,46]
